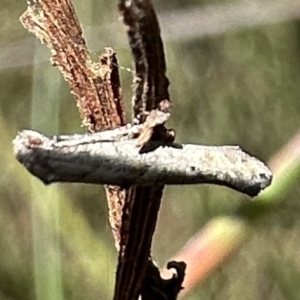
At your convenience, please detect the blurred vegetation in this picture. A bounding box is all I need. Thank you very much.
[1,0,300,299]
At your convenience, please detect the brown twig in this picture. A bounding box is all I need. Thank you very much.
[20,0,125,132]
[114,1,186,299]
[20,0,129,251]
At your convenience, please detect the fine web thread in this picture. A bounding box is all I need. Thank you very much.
[108,59,135,74]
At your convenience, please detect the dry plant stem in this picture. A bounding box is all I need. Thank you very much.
[20,0,125,132]
[20,0,129,248]
[21,0,138,282]
[119,0,173,146]
[14,129,272,197]
[119,0,170,117]
[115,1,181,299]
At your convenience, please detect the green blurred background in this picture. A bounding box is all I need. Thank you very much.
[1,0,300,299]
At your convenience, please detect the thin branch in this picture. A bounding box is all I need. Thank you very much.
[13,129,272,197]
[119,0,170,116]
[114,1,176,299]
[20,0,129,251]
[20,1,125,132]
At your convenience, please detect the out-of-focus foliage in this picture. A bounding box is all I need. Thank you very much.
[1,0,300,299]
